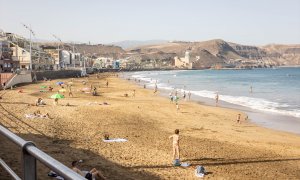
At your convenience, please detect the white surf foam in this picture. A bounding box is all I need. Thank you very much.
[190,90,300,118]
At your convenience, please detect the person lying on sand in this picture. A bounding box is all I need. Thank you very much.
[71,161,106,180]
[33,110,50,118]
[169,129,180,161]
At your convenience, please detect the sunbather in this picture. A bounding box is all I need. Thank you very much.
[71,161,106,180]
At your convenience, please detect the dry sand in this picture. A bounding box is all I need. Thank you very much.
[0,73,300,179]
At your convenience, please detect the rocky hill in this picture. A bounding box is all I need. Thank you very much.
[131,40,300,67]
[74,44,125,58]
[109,40,168,49]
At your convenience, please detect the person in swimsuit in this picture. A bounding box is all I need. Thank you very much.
[71,161,106,180]
[169,129,180,160]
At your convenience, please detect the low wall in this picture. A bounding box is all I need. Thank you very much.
[5,73,32,88]
[35,70,81,80]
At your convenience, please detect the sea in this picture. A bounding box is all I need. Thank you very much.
[124,67,300,135]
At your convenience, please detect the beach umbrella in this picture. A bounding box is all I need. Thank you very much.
[56,82,64,85]
[50,93,65,99]
[40,85,47,88]
[59,89,67,92]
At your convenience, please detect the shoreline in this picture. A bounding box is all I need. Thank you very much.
[0,73,300,179]
[123,76,300,136]
[123,70,300,135]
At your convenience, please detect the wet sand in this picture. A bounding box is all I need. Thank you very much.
[0,73,300,179]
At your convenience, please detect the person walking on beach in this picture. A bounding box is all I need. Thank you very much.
[183,91,186,100]
[71,161,106,180]
[215,92,219,106]
[188,91,191,100]
[68,85,73,97]
[237,114,241,123]
[169,129,180,161]
[176,102,179,112]
[132,89,136,97]
[106,80,109,88]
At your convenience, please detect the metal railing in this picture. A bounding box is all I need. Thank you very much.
[0,125,85,180]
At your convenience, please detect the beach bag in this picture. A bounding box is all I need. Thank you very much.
[195,165,206,177]
[173,159,181,166]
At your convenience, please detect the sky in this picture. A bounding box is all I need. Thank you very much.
[1,0,300,45]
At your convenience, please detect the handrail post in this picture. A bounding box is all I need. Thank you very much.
[22,141,37,180]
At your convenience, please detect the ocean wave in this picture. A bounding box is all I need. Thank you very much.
[190,90,300,118]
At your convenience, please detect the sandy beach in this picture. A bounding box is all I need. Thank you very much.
[0,73,300,179]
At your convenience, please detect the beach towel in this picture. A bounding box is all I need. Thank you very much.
[25,114,39,119]
[86,102,99,105]
[102,138,127,142]
[25,114,48,119]
[181,162,191,167]
[195,165,206,178]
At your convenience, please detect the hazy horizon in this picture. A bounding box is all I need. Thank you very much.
[1,0,300,46]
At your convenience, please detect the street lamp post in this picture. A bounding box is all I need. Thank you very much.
[52,34,63,69]
[22,24,35,70]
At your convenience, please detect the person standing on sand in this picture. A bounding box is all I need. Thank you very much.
[54,98,58,105]
[106,80,109,88]
[68,85,73,97]
[183,91,186,100]
[169,129,180,161]
[237,114,241,123]
[176,102,179,112]
[169,93,173,103]
[188,91,191,100]
[71,161,106,180]
[132,89,136,97]
[215,92,219,106]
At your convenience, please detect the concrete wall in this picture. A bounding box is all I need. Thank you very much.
[5,73,32,88]
[35,70,81,80]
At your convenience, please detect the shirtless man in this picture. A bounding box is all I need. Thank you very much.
[169,129,180,161]
[71,161,106,180]
[68,85,73,97]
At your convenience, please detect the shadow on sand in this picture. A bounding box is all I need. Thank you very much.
[0,132,160,180]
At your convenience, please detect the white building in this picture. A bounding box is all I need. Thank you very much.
[92,57,113,68]
[174,51,192,69]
